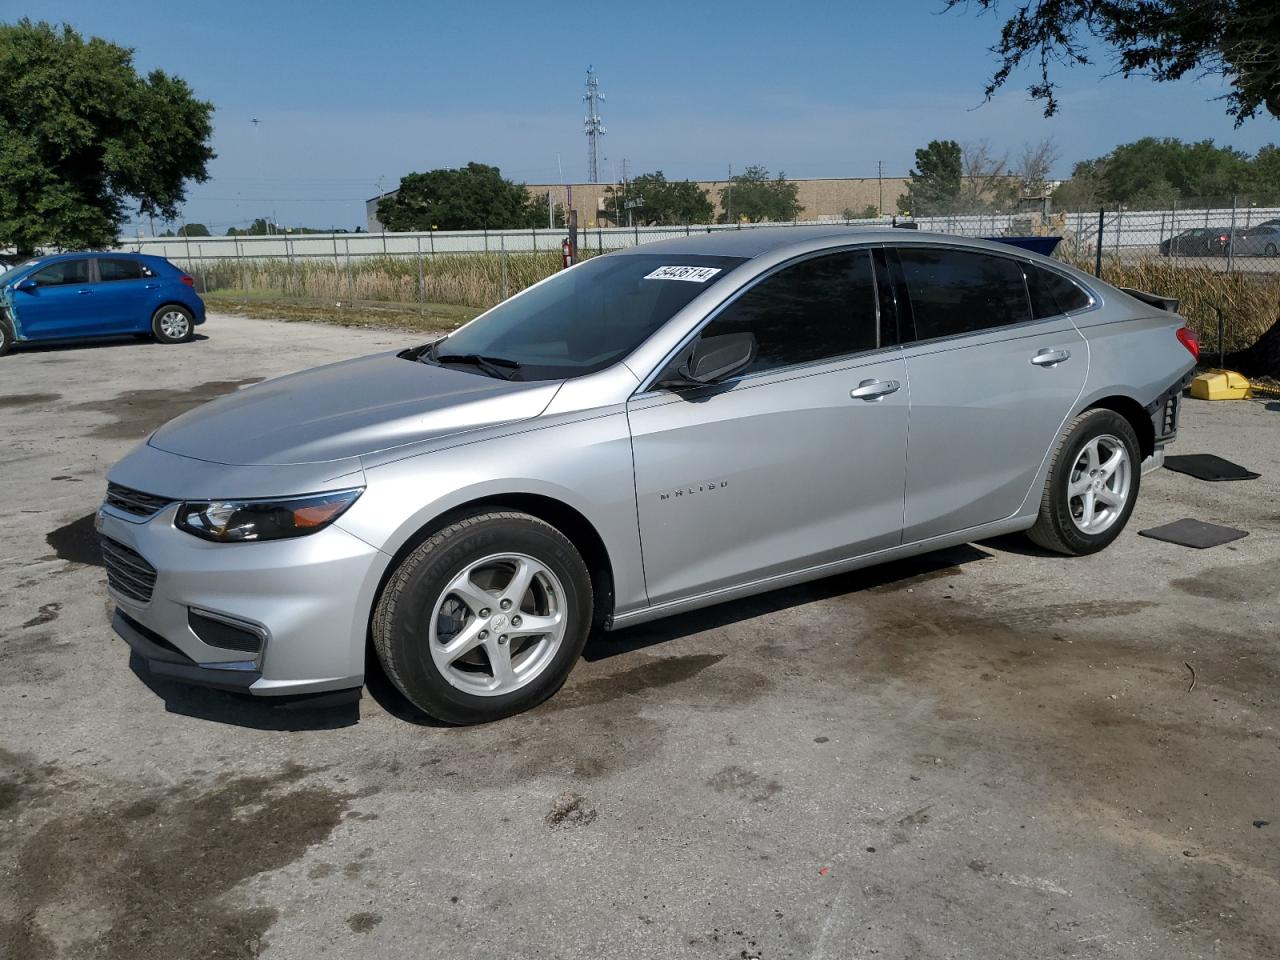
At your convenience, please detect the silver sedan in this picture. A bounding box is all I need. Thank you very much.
[100,228,1197,723]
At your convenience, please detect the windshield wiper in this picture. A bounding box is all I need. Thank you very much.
[433,352,522,380]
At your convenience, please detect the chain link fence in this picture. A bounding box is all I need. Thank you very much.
[123,199,1280,351]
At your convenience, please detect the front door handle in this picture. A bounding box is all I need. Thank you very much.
[1031,348,1071,366]
[850,379,901,401]
[77,289,92,295]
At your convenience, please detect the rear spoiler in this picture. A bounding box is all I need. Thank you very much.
[1119,288,1180,313]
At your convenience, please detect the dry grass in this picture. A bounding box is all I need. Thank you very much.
[197,251,1280,354]
[204,294,478,335]
[196,252,572,310]
[1062,256,1280,352]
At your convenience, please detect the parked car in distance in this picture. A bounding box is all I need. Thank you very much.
[1159,227,1233,257]
[1234,223,1280,257]
[0,252,204,357]
[101,228,1197,724]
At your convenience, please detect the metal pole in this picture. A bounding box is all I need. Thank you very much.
[1095,208,1104,279]
[1227,195,1237,273]
[344,236,354,299]
[415,235,425,302]
[332,233,341,291]
[234,235,246,295]
[500,234,508,300]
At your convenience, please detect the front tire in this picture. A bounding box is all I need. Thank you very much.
[1027,409,1141,556]
[372,511,593,724]
[151,305,194,344]
[0,315,13,357]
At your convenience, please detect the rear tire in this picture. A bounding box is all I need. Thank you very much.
[1265,243,1277,257]
[1027,409,1141,556]
[372,511,593,724]
[0,316,13,357]
[151,305,194,344]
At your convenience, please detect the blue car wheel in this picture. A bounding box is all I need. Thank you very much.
[152,305,194,344]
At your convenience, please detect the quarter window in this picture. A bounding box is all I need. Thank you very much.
[30,259,91,287]
[897,247,1031,340]
[98,258,151,282]
[699,251,879,374]
[1026,263,1091,319]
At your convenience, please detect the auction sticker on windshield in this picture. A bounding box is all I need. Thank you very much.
[644,265,722,282]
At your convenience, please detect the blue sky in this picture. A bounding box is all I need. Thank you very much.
[13,0,1279,232]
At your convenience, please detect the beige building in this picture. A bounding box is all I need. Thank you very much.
[367,177,913,231]
[523,177,912,227]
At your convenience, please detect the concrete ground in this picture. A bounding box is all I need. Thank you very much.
[1,313,1277,960]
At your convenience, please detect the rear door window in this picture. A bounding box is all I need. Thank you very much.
[98,258,151,282]
[30,259,91,287]
[1025,264,1092,319]
[896,247,1032,340]
[699,250,880,374]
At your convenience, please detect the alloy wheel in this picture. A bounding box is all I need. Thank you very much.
[159,310,190,340]
[428,553,567,696]
[1067,434,1131,535]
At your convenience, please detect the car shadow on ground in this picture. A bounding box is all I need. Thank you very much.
[129,656,362,731]
[12,333,208,355]
[142,542,995,730]
[584,543,994,664]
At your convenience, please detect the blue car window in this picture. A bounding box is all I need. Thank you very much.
[98,258,151,282]
[31,260,91,286]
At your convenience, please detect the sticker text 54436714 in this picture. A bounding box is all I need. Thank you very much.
[643,265,722,283]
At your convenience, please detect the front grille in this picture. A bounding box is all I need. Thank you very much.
[101,537,157,603]
[105,483,173,519]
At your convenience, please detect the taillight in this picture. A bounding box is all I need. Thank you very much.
[180,275,194,287]
[1176,327,1199,361]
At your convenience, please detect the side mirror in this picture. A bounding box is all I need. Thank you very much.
[658,333,756,389]
[14,276,37,291]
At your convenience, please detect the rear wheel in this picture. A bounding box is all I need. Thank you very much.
[1027,409,1141,556]
[372,511,593,724]
[1265,242,1277,257]
[0,316,13,357]
[151,305,194,344]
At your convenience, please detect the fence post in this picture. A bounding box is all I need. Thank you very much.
[415,235,425,302]
[1227,195,1238,273]
[233,235,246,296]
[332,233,341,295]
[344,236,354,299]
[500,234,508,300]
[1095,208,1105,279]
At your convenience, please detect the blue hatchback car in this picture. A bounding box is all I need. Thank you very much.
[0,252,205,357]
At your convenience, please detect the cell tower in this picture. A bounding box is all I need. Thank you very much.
[583,66,605,183]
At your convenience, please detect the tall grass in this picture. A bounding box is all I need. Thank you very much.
[192,251,1279,353]
[194,252,571,310]
[1061,256,1280,353]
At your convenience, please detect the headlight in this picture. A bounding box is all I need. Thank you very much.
[175,489,363,543]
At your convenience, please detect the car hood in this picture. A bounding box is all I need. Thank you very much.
[148,351,562,466]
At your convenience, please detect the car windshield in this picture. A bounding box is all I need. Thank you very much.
[426,253,746,380]
[0,259,40,286]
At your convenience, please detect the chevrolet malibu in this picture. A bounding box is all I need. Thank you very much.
[100,228,1197,723]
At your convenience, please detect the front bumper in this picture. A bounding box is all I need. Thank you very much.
[100,500,388,697]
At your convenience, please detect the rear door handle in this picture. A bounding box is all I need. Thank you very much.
[850,379,901,401]
[144,283,161,289]
[77,289,92,295]
[1031,348,1071,366]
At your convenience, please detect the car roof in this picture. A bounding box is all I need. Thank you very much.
[26,251,156,262]
[610,225,1058,261]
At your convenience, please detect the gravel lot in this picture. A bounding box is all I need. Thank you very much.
[2,312,1278,960]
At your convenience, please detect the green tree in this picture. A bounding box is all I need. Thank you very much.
[1054,138,1255,208]
[899,140,963,215]
[0,19,214,255]
[1249,144,1280,203]
[718,166,801,223]
[376,163,541,231]
[525,192,567,228]
[177,223,210,237]
[946,0,1280,124]
[604,172,714,225]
